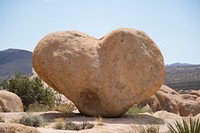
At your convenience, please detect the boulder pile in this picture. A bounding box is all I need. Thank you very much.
[139,85,200,116]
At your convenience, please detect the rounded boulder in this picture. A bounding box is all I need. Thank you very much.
[0,90,23,112]
[32,28,165,117]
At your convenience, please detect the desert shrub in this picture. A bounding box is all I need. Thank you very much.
[53,119,94,131]
[95,116,104,126]
[79,120,94,130]
[19,115,43,127]
[54,118,65,129]
[52,102,77,113]
[65,121,78,130]
[65,120,94,131]
[141,125,159,133]
[28,102,77,113]
[168,118,200,133]
[27,103,51,112]
[0,73,56,111]
[126,107,152,115]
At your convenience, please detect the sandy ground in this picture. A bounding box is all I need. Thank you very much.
[0,111,199,133]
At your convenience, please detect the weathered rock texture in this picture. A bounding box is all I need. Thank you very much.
[139,85,200,116]
[0,90,23,112]
[32,28,165,117]
[0,123,40,133]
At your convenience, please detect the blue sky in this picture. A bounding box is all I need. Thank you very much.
[0,0,199,64]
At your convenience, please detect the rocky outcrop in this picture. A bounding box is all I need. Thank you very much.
[32,28,165,117]
[0,123,40,133]
[189,90,200,97]
[195,97,200,104]
[155,91,179,114]
[139,85,200,116]
[178,100,200,116]
[0,90,23,112]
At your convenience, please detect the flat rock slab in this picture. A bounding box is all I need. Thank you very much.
[32,28,165,117]
[0,123,41,133]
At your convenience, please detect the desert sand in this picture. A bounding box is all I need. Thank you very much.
[1,110,199,133]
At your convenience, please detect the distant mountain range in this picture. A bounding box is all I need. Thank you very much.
[0,48,199,90]
[165,64,200,90]
[0,48,32,83]
[165,63,193,67]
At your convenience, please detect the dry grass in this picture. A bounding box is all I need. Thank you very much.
[131,125,160,133]
[95,116,104,126]
[52,103,76,113]
[27,102,76,113]
[54,118,65,129]
[27,103,51,112]
[65,120,94,131]
[53,119,94,131]
[126,107,152,116]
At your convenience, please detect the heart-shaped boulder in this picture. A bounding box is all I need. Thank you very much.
[32,28,165,117]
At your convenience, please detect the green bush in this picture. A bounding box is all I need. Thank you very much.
[168,118,200,133]
[126,107,152,116]
[0,73,56,111]
[19,115,43,127]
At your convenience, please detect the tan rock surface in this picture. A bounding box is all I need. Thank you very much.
[32,28,165,117]
[180,94,198,100]
[195,97,200,104]
[138,95,162,112]
[159,85,179,95]
[189,90,200,97]
[0,90,23,112]
[178,100,200,116]
[155,91,179,114]
[139,85,200,116]
[0,123,40,133]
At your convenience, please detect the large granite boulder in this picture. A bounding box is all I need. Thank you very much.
[0,90,23,112]
[32,28,165,117]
